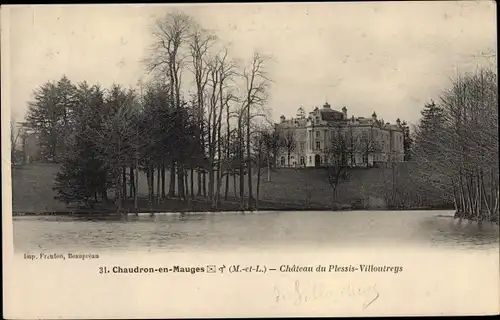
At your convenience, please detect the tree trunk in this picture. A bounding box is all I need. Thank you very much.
[203,172,207,198]
[151,166,155,204]
[156,165,161,205]
[451,179,458,212]
[215,166,221,209]
[178,164,185,199]
[146,165,152,204]
[189,168,194,199]
[247,116,253,209]
[477,171,482,220]
[481,173,492,221]
[490,168,495,215]
[493,187,499,220]
[197,170,202,196]
[214,119,222,208]
[200,109,205,197]
[465,175,473,217]
[134,164,138,215]
[256,153,262,210]
[233,174,237,199]
[224,170,229,200]
[161,164,166,198]
[129,166,134,198]
[225,103,231,200]
[331,188,336,210]
[459,173,466,214]
[208,161,215,201]
[169,160,176,198]
[239,124,245,209]
[267,160,271,182]
[122,167,127,200]
[185,168,189,200]
[116,169,122,214]
[101,188,108,203]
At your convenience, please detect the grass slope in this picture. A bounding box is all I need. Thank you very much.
[11,163,409,213]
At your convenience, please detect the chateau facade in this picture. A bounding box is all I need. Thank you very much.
[276,103,405,168]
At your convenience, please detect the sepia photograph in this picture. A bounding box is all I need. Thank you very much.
[2,1,499,318]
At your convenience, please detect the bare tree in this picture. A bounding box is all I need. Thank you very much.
[413,67,498,223]
[261,125,283,181]
[204,48,238,208]
[145,11,193,198]
[238,52,272,209]
[324,128,351,208]
[356,125,381,167]
[252,128,269,210]
[188,23,217,197]
[281,129,296,167]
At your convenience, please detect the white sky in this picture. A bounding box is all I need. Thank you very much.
[3,2,497,125]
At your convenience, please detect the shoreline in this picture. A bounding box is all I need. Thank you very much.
[12,208,499,225]
[13,206,456,217]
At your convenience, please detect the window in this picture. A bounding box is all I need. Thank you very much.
[362,154,368,164]
[309,156,312,164]
[316,131,320,138]
[300,156,305,165]
[280,157,285,166]
[300,142,305,152]
[316,141,320,150]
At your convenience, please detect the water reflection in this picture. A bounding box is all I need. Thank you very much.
[419,215,499,249]
[13,210,499,252]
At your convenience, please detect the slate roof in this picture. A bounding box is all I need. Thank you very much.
[320,109,344,121]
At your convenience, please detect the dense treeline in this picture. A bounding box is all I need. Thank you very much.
[411,68,498,223]
[25,11,285,214]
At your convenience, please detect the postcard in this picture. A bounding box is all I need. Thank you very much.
[2,2,499,318]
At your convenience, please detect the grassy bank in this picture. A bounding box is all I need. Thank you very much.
[11,163,452,215]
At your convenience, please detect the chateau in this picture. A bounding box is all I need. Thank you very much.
[275,103,405,168]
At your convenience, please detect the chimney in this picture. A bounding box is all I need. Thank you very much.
[342,106,347,119]
[396,118,401,126]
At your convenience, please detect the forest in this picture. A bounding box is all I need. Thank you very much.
[19,11,281,213]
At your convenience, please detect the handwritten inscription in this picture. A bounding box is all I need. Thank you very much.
[273,280,379,309]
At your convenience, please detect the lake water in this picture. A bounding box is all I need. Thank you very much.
[9,210,500,317]
[13,210,499,253]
